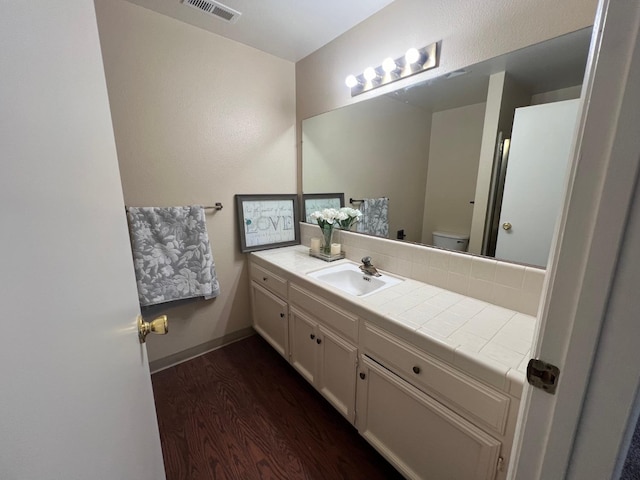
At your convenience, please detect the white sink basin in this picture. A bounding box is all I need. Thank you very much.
[307,262,403,297]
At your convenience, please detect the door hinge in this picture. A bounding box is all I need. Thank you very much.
[497,456,505,472]
[526,358,560,394]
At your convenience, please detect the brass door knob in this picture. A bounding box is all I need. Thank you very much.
[502,222,512,231]
[138,315,168,343]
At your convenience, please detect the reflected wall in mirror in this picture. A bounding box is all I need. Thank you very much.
[302,28,591,268]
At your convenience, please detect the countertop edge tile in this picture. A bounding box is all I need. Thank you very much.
[506,368,526,399]
[454,346,508,390]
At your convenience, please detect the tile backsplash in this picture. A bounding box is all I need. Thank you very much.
[300,222,545,316]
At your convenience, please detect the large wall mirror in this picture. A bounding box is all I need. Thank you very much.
[302,28,591,268]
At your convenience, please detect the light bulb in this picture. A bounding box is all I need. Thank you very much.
[405,47,421,65]
[345,75,358,88]
[382,57,397,73]
[363,67,377,81]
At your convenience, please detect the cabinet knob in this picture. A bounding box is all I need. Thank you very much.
[412,366,421,374]
[359,372,366,380]
[263,277,268,281]
[310,333,315,340]
[280,313,285,318]
[316,338,322,344]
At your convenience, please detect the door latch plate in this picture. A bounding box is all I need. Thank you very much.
[526,358,560,394]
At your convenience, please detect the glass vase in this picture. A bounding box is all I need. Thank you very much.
[321,224,334,255]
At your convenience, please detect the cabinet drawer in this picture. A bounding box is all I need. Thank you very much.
[363,323,510,434]
[289,284,358,343]
[250,262,287,299]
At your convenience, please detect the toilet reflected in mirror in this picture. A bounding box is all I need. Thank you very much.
[432,231,469,252]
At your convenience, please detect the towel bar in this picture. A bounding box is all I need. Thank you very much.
[126,203,223,211]
[349,197,388,204]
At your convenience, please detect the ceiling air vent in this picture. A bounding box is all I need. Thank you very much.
[182,0,241,24]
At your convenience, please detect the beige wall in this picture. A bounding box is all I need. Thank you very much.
[95,0,296,366]
[296,0,597,119]
[93,0,597,366]
[421,102,486,244]
[303,96,431,242]
[296,0,598,194]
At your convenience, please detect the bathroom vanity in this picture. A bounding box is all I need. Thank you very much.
[249,246,535,480]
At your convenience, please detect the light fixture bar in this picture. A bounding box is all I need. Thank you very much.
[346,42,439,97]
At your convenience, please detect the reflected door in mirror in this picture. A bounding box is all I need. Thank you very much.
[495,99,580,267]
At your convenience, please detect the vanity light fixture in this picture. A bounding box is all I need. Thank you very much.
[345,41,439,97]
[404,47,422,65]
[363,66,378,81]
[382,57,398,73]
[345,74,359,88]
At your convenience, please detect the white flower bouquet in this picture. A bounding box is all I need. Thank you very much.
[309,208,340,254]
[310,207,362,255]
[336,207,362,230]
[309,208,341,230]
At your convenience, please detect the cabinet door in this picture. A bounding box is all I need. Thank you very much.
[317,325,358,423]
[251,281,288,358]
[289,307,317,384]
[357,356,501,480]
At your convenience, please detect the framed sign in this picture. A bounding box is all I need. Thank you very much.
[235,194,300,253]
[302,193,345,223]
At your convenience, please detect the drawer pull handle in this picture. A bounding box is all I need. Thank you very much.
[310,334,315,340]
[280,313,285,318]
[359,372,366,380]
[412,366,421,374]
[316,338,322,345]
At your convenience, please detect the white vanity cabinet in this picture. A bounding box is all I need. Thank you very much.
[249,251,523,480]
[250,262,289,358]
[250,259,359,423]
[357,322,513,480]
[356,356,501,480]
[289,285,359,423]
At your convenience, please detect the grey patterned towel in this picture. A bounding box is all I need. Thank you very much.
[126,206,220,306]
[356,197,389,238]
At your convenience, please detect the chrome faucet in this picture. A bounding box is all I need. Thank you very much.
[360,256,382,277]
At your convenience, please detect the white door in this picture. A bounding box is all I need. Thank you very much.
[0,2,165,479]
[495,99,579,267]
[509,0,640,478]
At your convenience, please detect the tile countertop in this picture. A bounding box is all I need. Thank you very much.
[251,246,536,398]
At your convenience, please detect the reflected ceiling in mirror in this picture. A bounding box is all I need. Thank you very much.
[302,28,591,268]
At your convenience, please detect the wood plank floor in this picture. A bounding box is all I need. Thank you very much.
[152,334,404,480]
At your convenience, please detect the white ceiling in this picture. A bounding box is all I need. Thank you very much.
[124,0,396,62]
